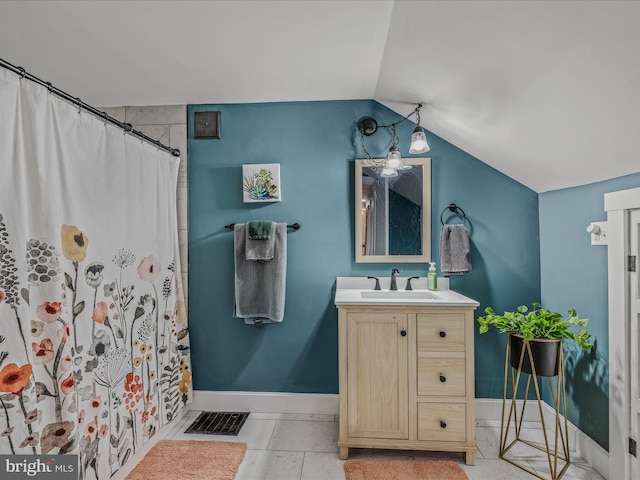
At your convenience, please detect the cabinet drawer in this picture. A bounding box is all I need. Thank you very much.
[417,403,466,442]
[417,314,465,351]
[417,356,465,396]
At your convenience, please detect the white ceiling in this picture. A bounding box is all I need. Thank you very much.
[1,0,639,192]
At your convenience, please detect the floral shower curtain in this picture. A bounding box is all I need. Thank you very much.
[0,68,191,479]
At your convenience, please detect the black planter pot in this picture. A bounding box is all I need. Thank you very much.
[509,334,561,377]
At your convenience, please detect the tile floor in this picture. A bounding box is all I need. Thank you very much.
[153,410,607,480]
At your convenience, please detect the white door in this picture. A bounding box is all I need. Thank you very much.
[630,208,640,478]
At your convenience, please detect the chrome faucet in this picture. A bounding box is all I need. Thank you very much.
[390,268,400,291]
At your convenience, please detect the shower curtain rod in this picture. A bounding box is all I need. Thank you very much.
[0,57,181,157]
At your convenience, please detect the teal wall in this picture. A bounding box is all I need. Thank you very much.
[539,172,640,450]
[187,100,540,397]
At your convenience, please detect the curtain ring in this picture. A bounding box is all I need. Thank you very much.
[45,82,53,93]
[17,67,26,79]
[76,98,82,114]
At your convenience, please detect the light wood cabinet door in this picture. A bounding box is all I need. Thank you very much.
[346,312,409,439]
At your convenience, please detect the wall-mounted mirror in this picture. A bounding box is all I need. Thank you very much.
[355,157,431,263]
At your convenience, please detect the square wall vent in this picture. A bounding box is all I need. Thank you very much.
[194,111,221,139]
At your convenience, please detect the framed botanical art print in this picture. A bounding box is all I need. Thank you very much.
[242,163,281,203]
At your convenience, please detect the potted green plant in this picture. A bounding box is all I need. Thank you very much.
[478,302,592,376]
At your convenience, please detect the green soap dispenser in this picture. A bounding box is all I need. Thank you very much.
[427,262,438,291]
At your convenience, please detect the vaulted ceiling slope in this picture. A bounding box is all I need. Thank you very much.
[1,1,639,192]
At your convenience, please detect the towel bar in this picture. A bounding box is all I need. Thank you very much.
[224,222,301,231]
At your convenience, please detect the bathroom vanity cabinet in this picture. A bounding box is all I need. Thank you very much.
[335,281,478,465]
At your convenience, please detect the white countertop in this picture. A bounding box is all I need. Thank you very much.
[334,276,480,307]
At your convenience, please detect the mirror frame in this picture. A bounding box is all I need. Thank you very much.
[355,157,431,263]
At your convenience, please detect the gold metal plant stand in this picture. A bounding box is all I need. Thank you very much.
[500,336,570,480]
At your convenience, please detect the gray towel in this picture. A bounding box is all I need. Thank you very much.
[234,222,287,325]
[440,224,472,275]
[245,221,276,261]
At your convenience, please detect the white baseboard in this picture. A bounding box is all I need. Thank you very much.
[573,428,609,480]
[191,390,339,415]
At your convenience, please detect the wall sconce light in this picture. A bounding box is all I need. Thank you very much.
[358,103,430,176]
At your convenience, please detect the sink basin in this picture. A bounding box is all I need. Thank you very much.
[360,290,440,300]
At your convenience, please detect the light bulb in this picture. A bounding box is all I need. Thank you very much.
[409,127,430,154]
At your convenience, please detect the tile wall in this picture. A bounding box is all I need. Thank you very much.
[101,105,188,309]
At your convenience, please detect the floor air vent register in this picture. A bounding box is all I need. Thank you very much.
[184,411,250,436]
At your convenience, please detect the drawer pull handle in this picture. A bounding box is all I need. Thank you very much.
[439,331,446,338]
[440,421,447,429]
[400,330,407,337]
[439,375,447,383]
